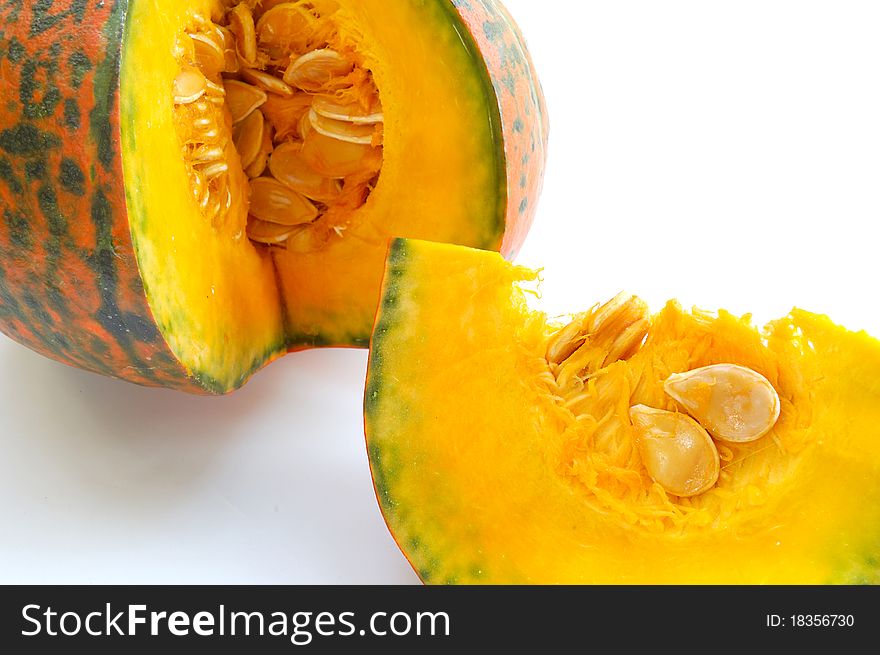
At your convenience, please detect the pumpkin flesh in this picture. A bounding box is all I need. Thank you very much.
[122,0,285,391]
[366,239,880,584]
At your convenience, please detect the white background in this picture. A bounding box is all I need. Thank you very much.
[1,0,878,583]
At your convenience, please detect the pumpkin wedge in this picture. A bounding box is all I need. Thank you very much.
[365,239,880,584]
[0,0,546,393]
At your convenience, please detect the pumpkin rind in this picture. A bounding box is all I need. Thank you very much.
[366,239,880,584]
[450,0,549,258]
[0,0,203,392]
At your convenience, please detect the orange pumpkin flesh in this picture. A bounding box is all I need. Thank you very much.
[366,239,880,584]
[0,0,547,393]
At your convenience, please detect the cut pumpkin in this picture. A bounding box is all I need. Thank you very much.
[0,0,546,393]
[366,239,880,584]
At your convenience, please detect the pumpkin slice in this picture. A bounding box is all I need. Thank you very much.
[366,239,880,584]
[0,0,547,393]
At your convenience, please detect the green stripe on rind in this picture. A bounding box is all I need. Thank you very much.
[365,238,410,427]
[190,338,288,395]
[365,239,407,538]
[92,2,127,174]
[366,239,456,584]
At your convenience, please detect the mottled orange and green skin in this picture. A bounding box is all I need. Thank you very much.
[0,0,547,392]
[0,0,203,391]
[451,0,549,258]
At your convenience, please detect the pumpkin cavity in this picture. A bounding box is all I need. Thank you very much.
[545,294,788,532]
[172,1,383,251]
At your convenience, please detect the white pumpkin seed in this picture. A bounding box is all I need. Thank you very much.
[283,49,353,91]
[173,68,207,104]
[223,80,267,124]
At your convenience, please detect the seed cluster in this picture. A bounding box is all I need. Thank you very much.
[172,1,384,249]
[547,295,782,498]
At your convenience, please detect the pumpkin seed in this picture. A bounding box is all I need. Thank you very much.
[664,364,781,444]
[228,3,258,67]
[283,49,353,91]
[223,48,241,73]
[630,405,721,498]
[605,318,650,367]
[234,109,265,170]
[312,95,384,124]
[214,24,240,73]
[191,170,206,200]
[223,80,267,123]
[589,292,645,335]
[191,145,225,162]
[245,121,275,179]
[546,319,589,365]
[205,79,226,97]
[298,110,314,139]
[246,153,268,179]
[284,223,327,254]
[241,68,296,97]
[215,24,235,50]
[546,293,650,368]
[190,33,226,79]
[210,25,239,73]
[269,141,342,201]
[300,130,379,178]
[199,161,229,179]
[249,177,319,225]
[200,27,225,50]
[173,68,208,104]
[206,174,229,225]
[199,184,213,210]
[246,218,297,245]
[308,108,377,145]
[256,2,313,59]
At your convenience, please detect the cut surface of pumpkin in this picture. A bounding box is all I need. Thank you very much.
[0,1,547,393]
[138,0,546,385]
[365,239,880,584]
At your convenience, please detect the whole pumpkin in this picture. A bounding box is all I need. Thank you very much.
[0,0,547,393]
